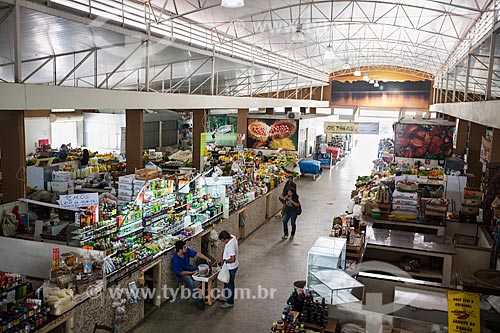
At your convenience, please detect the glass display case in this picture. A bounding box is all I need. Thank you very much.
[307,236,346,272]
[306,237,364,305]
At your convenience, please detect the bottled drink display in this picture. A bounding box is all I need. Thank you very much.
[271,290,329,332]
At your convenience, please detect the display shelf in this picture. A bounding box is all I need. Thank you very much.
[117,227,144,238]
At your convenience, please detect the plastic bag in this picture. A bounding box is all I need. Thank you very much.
[2,210,18,237]
[209,229,218,241]
[217,263,230,283]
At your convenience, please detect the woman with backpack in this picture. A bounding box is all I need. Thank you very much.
[282,188,301,240]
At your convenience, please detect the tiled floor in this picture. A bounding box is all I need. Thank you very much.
[133,137,377,332]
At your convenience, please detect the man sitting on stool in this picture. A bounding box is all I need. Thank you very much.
[172,240,213,310]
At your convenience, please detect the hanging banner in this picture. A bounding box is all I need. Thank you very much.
[447,290,480,333]
[324,122,379,134]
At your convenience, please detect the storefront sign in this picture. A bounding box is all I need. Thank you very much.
[324,122,379,134]
[60,193,99,208]
[448,290,480,333]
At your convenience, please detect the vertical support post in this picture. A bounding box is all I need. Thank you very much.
[192,110,207,171]
[13,4,22,83]
[276,68,280,98]
[53,57,57,85]
[94,49,98,88]
[210,54,215,95]
[145,34,150,92]
[452,65,457,102]
[464,54,471,102]
[237,108,249,147]
[444,72,449,103]
[0,111,26,202]
[159,121,163,148]
[125,110,144,174]
[486,12,497,100]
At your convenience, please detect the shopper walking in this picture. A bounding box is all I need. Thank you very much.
[218,230,239,309]
[282,188,301,240]
[171,240,213,310]
[280,175,297,205]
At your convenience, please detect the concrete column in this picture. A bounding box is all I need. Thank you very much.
[192,110,207,171]
[0,111,26,202]
[467,122,486,188]
[454,119,468,156]
[237,108,249,147]
[126,109,144,174]
[309,107,317,114]
[323,83,332,101]
[489,128,500,163]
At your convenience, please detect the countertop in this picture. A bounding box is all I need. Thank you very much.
[365,225,456,255]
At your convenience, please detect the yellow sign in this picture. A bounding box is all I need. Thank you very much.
[324,122,360,134]
[200,133,208,156]
[448,290,480,333]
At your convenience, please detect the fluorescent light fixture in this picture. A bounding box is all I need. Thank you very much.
[342,61,350,70]
[221,0,244,8]
[374,80,380,88]
[291,23,306,43]
[324,45,335,60]
[362,74,369,81]
[353,67,361,76]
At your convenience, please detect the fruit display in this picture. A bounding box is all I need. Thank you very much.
[247,118,298,150]
[394,123,454,159]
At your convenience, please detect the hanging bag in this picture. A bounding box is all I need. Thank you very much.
[217,263,230,283]
[296,204,302,216]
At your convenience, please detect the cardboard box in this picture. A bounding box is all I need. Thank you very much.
[52,171,71,182]
[118,174,135,184]
[118,183,133,190]
[118,188,134,197]
[49,181,74,193]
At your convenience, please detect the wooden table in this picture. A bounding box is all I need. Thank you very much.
[192,267,220,305]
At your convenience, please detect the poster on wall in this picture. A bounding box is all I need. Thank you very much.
[394,123,454,159]
[247,118,298,150]
[331,80,431,109]
[206,115,238,147]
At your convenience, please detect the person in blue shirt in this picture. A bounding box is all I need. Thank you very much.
[172,240,213,310]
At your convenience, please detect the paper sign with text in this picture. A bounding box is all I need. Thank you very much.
[448,290,480,333]
[60,193,99,208]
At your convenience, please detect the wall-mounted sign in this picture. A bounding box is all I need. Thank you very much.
[324,122,379,134]
[59,193,99,208]
[394,123,454,159]
[448,290,480,333]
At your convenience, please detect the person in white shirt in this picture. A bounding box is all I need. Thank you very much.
[319,141,328,158]
[218,230,239,309]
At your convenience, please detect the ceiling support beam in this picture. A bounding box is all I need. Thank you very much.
[58,50,95,86]
[21,58,52,83]
[452,65,457,102]
[98,42,145,89]
[464,54,471,102]
[486,10,498,100]
[166,57,211,93]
